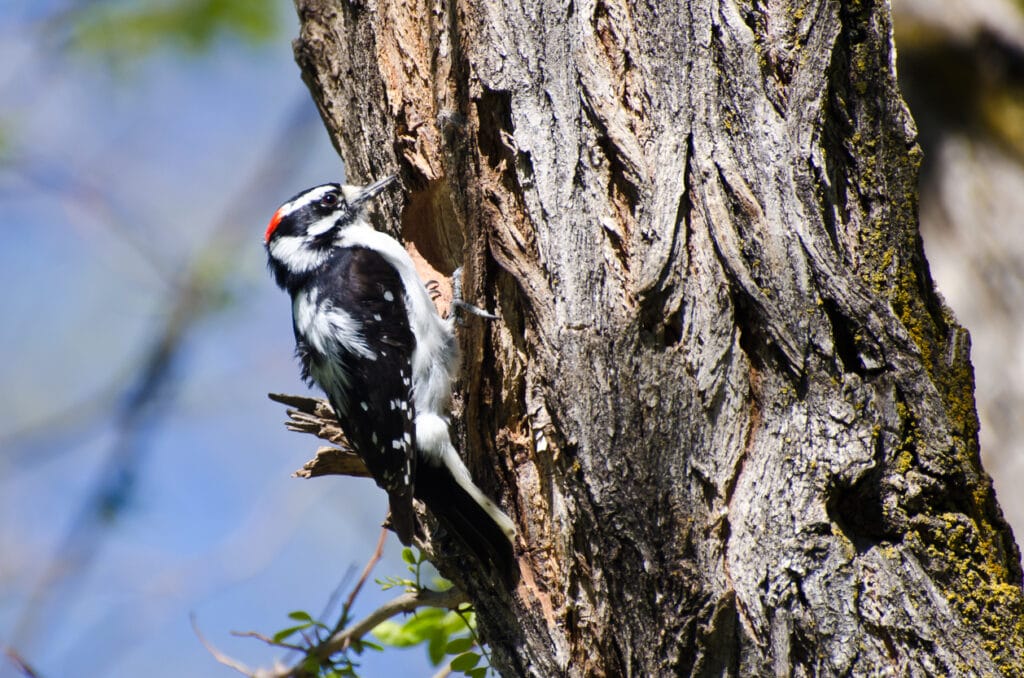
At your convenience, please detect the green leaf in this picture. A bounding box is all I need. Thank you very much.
[428,633,447,665]
[466,667,488,678]
[300,655,321,674]
[288,610,315,622]
[405,606,446,625]
[272,624,309,643]
[371,620,418,647]
[373,608,442,646]
[450,652,481,672]
[438,610,473,637]
[445,636,475,655]
[361,640,384,652]
[401,548,417,565]
[376,575,415,591]
[432,576,455,592]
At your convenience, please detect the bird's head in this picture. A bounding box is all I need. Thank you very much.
[264,175,397,289]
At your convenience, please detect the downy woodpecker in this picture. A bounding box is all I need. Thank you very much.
[264,176,515,571]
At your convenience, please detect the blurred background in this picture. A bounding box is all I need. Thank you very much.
[0,1,1022,676]
[0,1,434,676]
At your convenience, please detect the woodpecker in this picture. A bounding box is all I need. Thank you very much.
[264,175,515,571]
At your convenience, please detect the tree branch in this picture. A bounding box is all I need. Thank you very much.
[267,393,368,478]
[191,614,257,677]
[308,587,469,665]
[229,588,469,678]
[2,646,43,678]
[340,528,388,623]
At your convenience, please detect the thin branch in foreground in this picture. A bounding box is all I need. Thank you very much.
[195,587,468,678]
[3,646,43,678]
[268,587,469,678]
[340,527,389,629]
[313,565,357,646]
[431,664,453,678]
[190,614,256,677]
[230,630,306,653]
[193,531,466,678]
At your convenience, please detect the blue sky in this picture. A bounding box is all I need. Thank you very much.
[0,3,435,676]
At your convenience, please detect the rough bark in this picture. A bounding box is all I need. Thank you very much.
[291,0,1024,674]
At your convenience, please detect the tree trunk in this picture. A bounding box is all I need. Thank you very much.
[291,0,1024,674]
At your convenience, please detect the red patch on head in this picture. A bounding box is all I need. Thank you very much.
[264,209,284,243]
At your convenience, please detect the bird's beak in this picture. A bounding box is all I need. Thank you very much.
[349,174,398,210]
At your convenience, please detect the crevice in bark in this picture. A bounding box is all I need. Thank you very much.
[580,98,640,220]
[638,138,690,347]
[790,626,817,675]
[827,430,896,549]
[730,286,801,395]
[820,297,872,376]
[690,592,741,678]
[470,263,532,486]
[636,266,684,349]
[818,2,867,265]
[476,88,519,191]
[807,153,843,260]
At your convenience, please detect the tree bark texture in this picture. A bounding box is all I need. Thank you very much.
[292,0,1024,674]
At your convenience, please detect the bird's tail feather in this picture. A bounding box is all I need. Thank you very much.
[388,494,418,546]
[415,461,517,584]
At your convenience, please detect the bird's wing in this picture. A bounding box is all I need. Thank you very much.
[311,245,419,543]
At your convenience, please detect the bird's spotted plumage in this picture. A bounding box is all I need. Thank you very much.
[290,245,418,541]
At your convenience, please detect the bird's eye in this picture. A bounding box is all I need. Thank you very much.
[320,193,338,208]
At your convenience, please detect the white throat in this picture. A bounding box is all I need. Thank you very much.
[269,232,331,274]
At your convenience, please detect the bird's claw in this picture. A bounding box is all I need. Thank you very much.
[451,266,498,323]
[425,279,442,302]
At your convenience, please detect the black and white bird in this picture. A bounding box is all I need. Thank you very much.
[264,175,515,571]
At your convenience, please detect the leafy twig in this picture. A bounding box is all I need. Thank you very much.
[263,587,468,678]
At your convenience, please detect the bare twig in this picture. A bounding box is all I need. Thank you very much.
[431,664,454,678]
[229,630,306,653]
[340,527,389,626]
[191,614,257,677]
[292,446,370,479]
[3,646,43,678]
[313,565,357,645]
[210,529,458,678]
[267,393,370,478]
